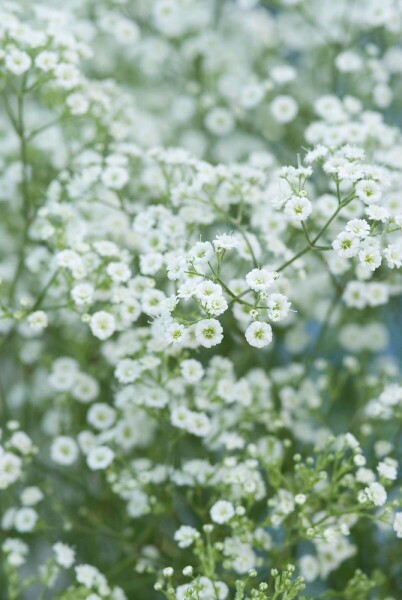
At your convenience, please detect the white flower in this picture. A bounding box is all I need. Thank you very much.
[204,108,235,136]
[54,63,80,90]
[53,542,76,568]
[72,373,99,403]
[101,166,129,190]
[332,231,360,258]
[246,268,276,292]
[142,289,166,316]
[335,51,363,72]
[87,403,116,431]
[270,95,298,123]
[166,255,187,280]
[355,179,381,205]
[9,432,33,455]
[210,500,235,524]
[56,250,83,272]
[14,508,37,533]
[170,406,192,430]
[358,247,382,271]
[365,482,387,506]
[366,282,388,307]
[195,319,223,348]
[186,411,211,437]
[35,51,58,71]
[344,433,360,450]
[27,311,48,333]
[2,538,29,567]
[0,453,23,489]
[66,93,89,115]
[299,554,320,582]
[86,446,115,470]
[345,219,370,239]
[180,359,204,384]
[204,296,228,316]
[384,244,402,269]
[266,293,291,322]
[106,262,131,283]
[377,459,397,481]
[213,234,239,251]
[245,321,273,348]
[393,513,402,538]
[240,83,265,109]
[140,252,164,275]
[75,564,100,587]
[50,437,79,466]
[5,49,32,75]
[189,241,214,264]
[115,359,142,383]
[165,322,188,345]
[284,196,312,221]
[174,525,199,548]
[93,241,119,257]
[366,205,389,222]
[194,281,223,303]
[90,311,116,340]
[20,486,44,506]
[71,283,94,305]
[343,281,367,309]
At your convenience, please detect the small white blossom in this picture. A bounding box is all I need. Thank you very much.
[51,437,79,466]
[365,482,387,506]
[86,446,115,471]
[210,500,235,524]
[90,312,116,340]
[195,319,223,348]
[245,321,273,348]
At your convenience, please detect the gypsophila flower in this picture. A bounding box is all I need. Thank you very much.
[355,180,381,205]
[165,322,188,345]
[86,446,114,470]
[87,403,116,431]
[210,500,235,524]
[174,526,199,548]
[14,508,38,533]
[213,234,239,251]
[266,294,291,322]
[27,311,48,333]
[115,359,142,383]
[0,453,23,489]
[332,231,360,258]
[50,437,79,466]
[204,108,235,136]
[180,359,204,383]
[377,458,398,481]
[246,269,277,292]
[20,486,43,506]
[245,321,273,348]
[71,283,94,305]
[90,312,116,340]
[0,3,402,598]
[5,49,32,75]
[284,196,312,221]
[365,482,387,506]
[195,319,223,348]
[53,542,76,568]
[393,513,402,538]
[270,95,299,123]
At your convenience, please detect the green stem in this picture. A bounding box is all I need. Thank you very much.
[276,196,354,272]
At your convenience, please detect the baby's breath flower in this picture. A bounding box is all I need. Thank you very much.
[245,321,273,348]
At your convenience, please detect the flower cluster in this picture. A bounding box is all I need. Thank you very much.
[0,0,402,599]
